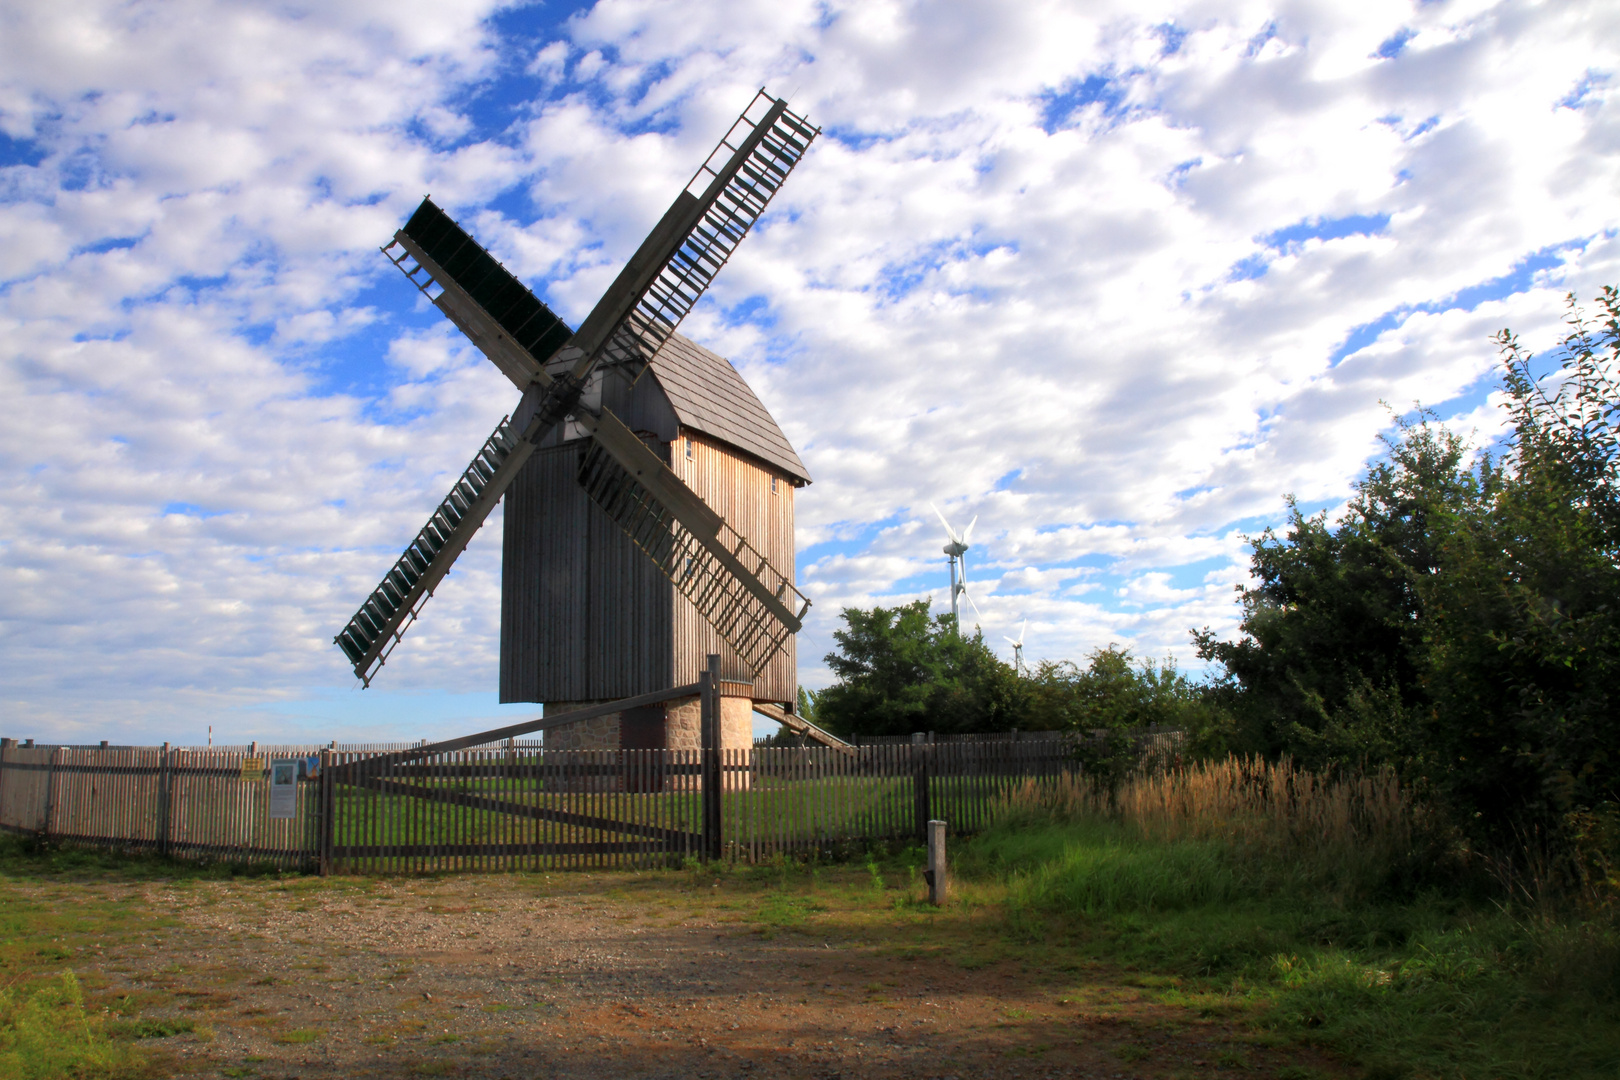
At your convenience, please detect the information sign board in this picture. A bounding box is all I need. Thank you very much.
[269,759,298,819]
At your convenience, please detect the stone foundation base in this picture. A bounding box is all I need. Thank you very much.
[542,693,758,791]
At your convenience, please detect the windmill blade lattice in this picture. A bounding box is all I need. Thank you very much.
[335,417,527,684]
[333,90,819,686]
[577,436,808,673]
[588,91,817,386]
[384,200,574,389]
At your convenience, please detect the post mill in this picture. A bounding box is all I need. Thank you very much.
[331,90,844,756]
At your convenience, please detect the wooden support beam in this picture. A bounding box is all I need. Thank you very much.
[700,654,722,861]
[752,701,853,754]
[326,682,701,783]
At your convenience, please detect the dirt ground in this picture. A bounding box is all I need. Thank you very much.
[30,868,1351,1080]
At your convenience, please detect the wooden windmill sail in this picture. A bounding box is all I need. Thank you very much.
[333,91,817,697]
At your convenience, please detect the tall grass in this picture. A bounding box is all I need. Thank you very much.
[955,757,1620,1079]
[984,756,1414,898]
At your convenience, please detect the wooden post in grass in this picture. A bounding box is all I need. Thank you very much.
[926,819,947,905]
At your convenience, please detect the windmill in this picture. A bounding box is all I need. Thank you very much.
[333,91,819,698]
[1004,620,1028,676]
[929,503,982,631]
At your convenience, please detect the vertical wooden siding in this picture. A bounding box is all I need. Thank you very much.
[500,441,676,703]
[671,429,798,702]
[0,745,55,833]
[502,431,797,707]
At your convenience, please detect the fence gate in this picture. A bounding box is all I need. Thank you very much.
[317,673,724,873]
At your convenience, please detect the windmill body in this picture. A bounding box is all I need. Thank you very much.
[330,91,832,755]
[501,333,810,751]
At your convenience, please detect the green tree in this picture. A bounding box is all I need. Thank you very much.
[1195,287,1620,844]
[816,600,1026,739]
[796,685,822,725]
[1192,420,1481,771]
[1026,645,1220,783]
[1025,645,1210,733]
[1419,290,1620,832]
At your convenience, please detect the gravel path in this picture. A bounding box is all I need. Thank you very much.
[39,872,1347,1079]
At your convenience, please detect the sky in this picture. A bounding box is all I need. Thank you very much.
[1,0,1617,747]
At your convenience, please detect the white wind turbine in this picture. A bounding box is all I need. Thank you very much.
[930,503,983,632]
[1004,620,1029,676]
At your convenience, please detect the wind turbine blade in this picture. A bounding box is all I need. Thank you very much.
[960,585,985,624]
[1017,619,1027,646]
[1003,636,1019,645]
[962,515,978,544]
[929,501,960,544]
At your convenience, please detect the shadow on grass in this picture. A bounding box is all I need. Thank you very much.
[0,832,300,883]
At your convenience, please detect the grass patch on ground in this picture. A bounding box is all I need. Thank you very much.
[4,764,1615,1079]
[953,763,1620,1080]
[0,971,152,1080]
[0,833,251,1079]
[0,833,293,882]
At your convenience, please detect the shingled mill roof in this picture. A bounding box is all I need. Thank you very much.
[647,334,811,486]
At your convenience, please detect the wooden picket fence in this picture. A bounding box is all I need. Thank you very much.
[0,737,1073,873]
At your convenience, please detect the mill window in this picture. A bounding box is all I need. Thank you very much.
[685,437,693,460]
[771,476,779,494]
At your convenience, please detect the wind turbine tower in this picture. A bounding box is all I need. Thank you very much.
[930,504,980,631]
[1005,620,1028,675]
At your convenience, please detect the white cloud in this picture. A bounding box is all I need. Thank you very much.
[1,0,1617,742]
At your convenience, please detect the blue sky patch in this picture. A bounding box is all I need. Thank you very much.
[162,502,227,519]
[1265,213,1390,250]
[1229,253,1269,281]
[1557,69,1609,110]
[1375,28,1417,60]
[1330,241,1575,365]
[1039,74,1131,134]
[0,131,47,168]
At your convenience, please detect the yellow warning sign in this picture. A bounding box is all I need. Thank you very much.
[241,757,265,781]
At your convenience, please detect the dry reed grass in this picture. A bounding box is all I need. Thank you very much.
[998,756,1413,866]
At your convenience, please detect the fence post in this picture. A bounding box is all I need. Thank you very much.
[0,738,11,832]
[700,654,722,862]
[41,746,59,841]
[913,742,931,844]
[157,743,172,857]
[926,819,947,905]
[317,749,333,876]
